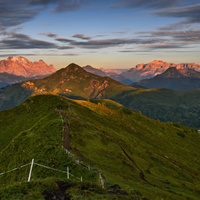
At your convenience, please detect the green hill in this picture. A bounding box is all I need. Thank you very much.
[22,63,134,99]
[0,93,200,199]
[112,88,200,129]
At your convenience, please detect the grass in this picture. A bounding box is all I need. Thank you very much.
[112,88,200,129]
[0,93,200,199]
[67,98,200,199]
[0,94,98,188]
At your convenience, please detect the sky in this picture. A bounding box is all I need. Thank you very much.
[0,0,200,70]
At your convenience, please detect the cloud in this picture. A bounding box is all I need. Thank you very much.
[39,32,57,38]
[139,30,200,43]
[72,34,91,40]
[0,53,36,57]
[146,43,184,49]
[0,52,79,57]
[151,3,200,25]
[0,4,38,29]
[28,0,57,5]
[135,29,200,51]
[0,32,74,50]
[53,0,82,12]
[0,0,86,30]
[55,38,74,43]
[69,38,167,49]
[111,1,200,30]
[112,31,127,34]
[53,35,168,49]
[111,0,182,9]
[28,0,84,12]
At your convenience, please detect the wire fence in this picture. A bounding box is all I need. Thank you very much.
[65,149,105,188]
[0,159,82,182]
[0,163,30,176]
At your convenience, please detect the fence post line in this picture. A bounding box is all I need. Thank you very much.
[81,176,82,182]
[28,159,34,182]
[67,167,69,179]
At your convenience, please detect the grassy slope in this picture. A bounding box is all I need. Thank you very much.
[70,98,200,199]
[0,94,200,199]
[112,88,200,129]
[0,94,98,190]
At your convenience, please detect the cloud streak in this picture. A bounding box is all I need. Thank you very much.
[135,29,200,50]
[0,4,38,30]
[111,0,182,9]
[39,32,57,38]
[145,43,184,49]
[72,34,91,40]
[0,0,87,30]
[0,53,79,57]
[138,30,200,42]
[56,37,168,49]
[0,32,74,50]
[151,3,200,29]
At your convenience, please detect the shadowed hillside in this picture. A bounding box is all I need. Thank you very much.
[135,67,200,90]
[112,88,200,129]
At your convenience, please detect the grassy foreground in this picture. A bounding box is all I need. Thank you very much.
[0,93,200,199]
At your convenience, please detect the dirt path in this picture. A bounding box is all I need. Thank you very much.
[57,109,106,188]
[57,110,71,151]
[58,107,153,187]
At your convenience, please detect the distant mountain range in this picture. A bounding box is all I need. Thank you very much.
[83,61,200,85]
[0,56,56,88]
[83,65,132,85]
[134,67,200,90]
[83,65,122,76]
[0,73,27,88]
[122,60,200,82]
[1,57,200,89]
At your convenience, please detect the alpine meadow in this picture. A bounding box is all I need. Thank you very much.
[1,0,200,199]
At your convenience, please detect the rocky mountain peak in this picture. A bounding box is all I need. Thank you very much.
[0,56,56,78]
[122,60,200,82]
[150,60,164,64]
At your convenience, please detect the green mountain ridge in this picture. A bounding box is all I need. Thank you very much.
[25,63,134,99]
[0,93,200,199]
[0,63,135,111]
